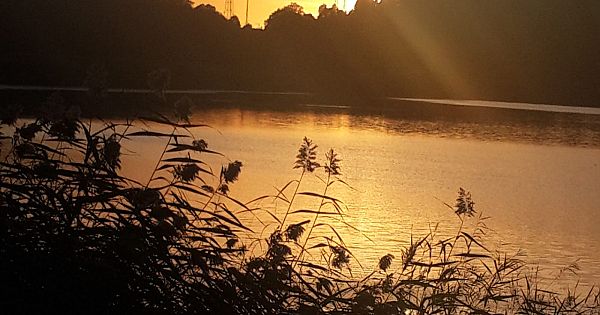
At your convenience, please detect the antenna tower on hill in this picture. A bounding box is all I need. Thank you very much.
[245,0,249,25]
[224,0,234,19]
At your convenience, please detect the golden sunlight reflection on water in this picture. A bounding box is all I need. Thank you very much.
[120,107,600,288]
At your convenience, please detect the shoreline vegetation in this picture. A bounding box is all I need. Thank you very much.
[2,0,600,106]
[1,91,599,314]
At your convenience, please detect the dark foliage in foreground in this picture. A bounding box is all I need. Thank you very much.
[1,101,599,314]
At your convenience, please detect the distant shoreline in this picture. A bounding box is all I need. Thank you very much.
[0,84,313,96]
[2,84,600,117]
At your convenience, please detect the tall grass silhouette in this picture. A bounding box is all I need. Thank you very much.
[1,94,599,314]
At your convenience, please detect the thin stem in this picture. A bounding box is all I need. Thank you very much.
[435,216,465,299]
[145,126,176,188]
[446,217,465,260]
[294,172,331,269]
[279,170,305,231]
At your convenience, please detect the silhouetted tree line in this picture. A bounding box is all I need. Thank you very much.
[2,0,600,106]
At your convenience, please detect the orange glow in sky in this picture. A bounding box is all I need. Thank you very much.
[193,1,357,27]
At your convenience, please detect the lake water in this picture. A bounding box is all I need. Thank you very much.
[119,101,600,288]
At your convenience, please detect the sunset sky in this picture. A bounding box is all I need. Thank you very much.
[194,0,357,27]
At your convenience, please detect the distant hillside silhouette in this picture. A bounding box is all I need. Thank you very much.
[1,0,600,106]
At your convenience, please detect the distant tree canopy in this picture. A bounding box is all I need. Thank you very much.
[2,0,600,106]
[265,3,313,30]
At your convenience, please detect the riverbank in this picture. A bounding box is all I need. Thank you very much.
[3,85,599,124]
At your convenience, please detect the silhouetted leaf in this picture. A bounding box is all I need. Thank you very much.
[127,130,188,138]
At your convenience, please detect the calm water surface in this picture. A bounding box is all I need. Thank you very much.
[121,104,600,288]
